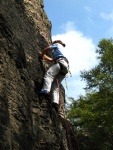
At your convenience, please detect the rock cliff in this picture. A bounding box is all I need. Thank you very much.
[0,0,79,149]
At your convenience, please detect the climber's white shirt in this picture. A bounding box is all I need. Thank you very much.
[49,43,64,60]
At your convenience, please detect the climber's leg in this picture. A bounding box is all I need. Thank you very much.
[40,63,60,94]
[51,73,65,104]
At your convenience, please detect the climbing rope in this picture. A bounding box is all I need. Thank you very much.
[65,66,72,90]
[56,79,73,150]
[57,79,80,150]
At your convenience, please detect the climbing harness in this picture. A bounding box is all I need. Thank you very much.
[56,56,72,90]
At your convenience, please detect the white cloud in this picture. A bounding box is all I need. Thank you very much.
[52,22,97,75]
[52,22,98,99]
[100,11,113,21]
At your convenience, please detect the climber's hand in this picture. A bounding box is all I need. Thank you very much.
[50,59,55,64]
[62,43,66,47]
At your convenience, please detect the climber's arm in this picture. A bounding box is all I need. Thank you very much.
[40,46,54,63]
[54,40,66,47]
[42,46,50,57]
[43,54,54,63]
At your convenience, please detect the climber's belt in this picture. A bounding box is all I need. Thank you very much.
[56,57,69,64]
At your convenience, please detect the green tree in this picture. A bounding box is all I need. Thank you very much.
[67,38,113,150]
[81,38,113,92]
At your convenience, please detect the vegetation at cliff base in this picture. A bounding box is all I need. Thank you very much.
[66,38,113,150]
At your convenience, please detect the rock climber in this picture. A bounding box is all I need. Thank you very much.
[39,40,69,114]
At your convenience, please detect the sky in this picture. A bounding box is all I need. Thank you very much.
[43,0,113,100]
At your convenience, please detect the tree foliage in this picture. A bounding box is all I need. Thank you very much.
[67,38,113,150]
[81,38,113,92]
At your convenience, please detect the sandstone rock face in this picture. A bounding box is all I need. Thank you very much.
[0,0,78,150]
